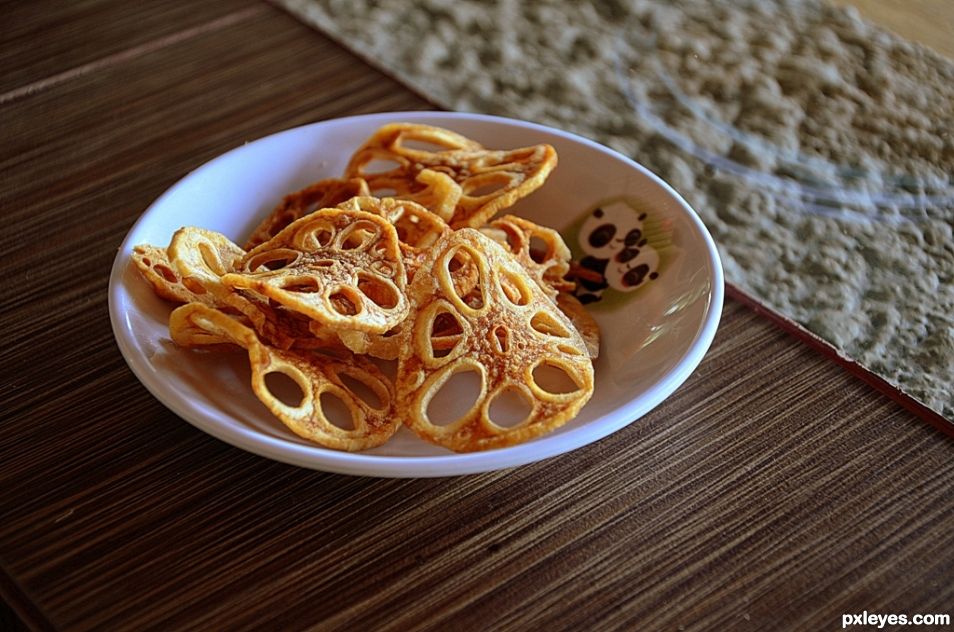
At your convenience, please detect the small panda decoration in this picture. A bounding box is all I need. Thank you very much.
[575,200,660,305]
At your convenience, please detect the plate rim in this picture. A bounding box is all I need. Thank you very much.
[108,111,724,477]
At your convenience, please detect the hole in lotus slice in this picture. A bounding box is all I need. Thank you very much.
[425,364,484,427]
[486,223,523,255]
[391,206,444,249]
[246,248,301,272]
[297,219,335,251]
[370,260,394,277]
[432,310,463,337]
[319,390,355,430]
[280,275,321,293]
[181,276,208,295]
[263,370,306,407]
[444,245,485,311]
[499,269,532,306]
[155,263,178,283]
[328,288,361,316]
[338,221,380,251]
[339,371,385,410]
[487,384,533,429]
[531,360,583,396]
[557,343,585,357]
[530,311,571,338]
[528,235,550,264]
[426,306,464,360]
[490,325,510,354]
[463,173,510,198]
[357,273,399,309]
[360,158,402,175]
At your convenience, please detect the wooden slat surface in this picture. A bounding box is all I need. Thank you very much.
[2,3,953,630]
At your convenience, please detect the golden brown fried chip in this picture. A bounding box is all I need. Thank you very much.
[170,303,399,451]
[222,209,408,334]
[132,123,600,454]
[405,169,462,221]
[478,214,574,301]
[131,244,200,304]
[336,196,451,280]
[344,123,558,229]
[555,292,600,359]
[162,227,342,351]
[395,229,594,452]
[245,177,370,250]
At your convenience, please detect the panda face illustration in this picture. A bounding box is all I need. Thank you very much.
[576,200,660,299]
[605,245,659,291]
[579,202,647,261]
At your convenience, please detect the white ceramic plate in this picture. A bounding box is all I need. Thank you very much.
[108,112,723,477]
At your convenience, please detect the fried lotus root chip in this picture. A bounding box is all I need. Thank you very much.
[353,169,463,223]
[555,292,600,359]
[131,244,200,304]
[244,177,371,250]
[396,229,594,452]
[478,215,574,300]
[344,123,558,229]
[169,303,399,451]
[222,209,409,334]
[337,195,450,278]
[336,303,464,361]
[167,227,247,301]
[165,227,342,351]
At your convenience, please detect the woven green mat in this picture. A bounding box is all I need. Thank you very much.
[277,0,954,420]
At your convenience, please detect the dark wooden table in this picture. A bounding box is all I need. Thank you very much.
[3,2,953,630]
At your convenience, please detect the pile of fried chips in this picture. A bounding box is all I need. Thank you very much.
[133,123,600,452]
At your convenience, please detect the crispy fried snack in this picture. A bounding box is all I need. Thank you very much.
[131,123,602,454]
[167,227,247,302]
[344,123,558,229]
[555,292,600,359]
[131,244,201,304]
[222,209,409,335]
[478,215,574,300]
[170,303,399,451]
[336,301,464,361]
[165,226,341,351]
[396,229,594,452]
[404,169,462,221]
[244,177,370,250]
[336,196,450,279]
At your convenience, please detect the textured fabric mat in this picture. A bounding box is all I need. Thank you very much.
[275,0,954,420]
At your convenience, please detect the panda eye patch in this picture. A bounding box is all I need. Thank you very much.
[622,264,650,287]
[616,247,639,263]
[624,228,643,246]
[588,223,616,248]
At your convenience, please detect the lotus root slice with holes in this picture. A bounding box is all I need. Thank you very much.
[336,196,451,280]
[478,215,574,300]
[555,292,600,359]
[131,244,202,304]
[164,227,343,351]
[244,177,371,250]
[222,209,408,334]
[169,302,399,451]
[344,123,558,229]
[396,229,594,452]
